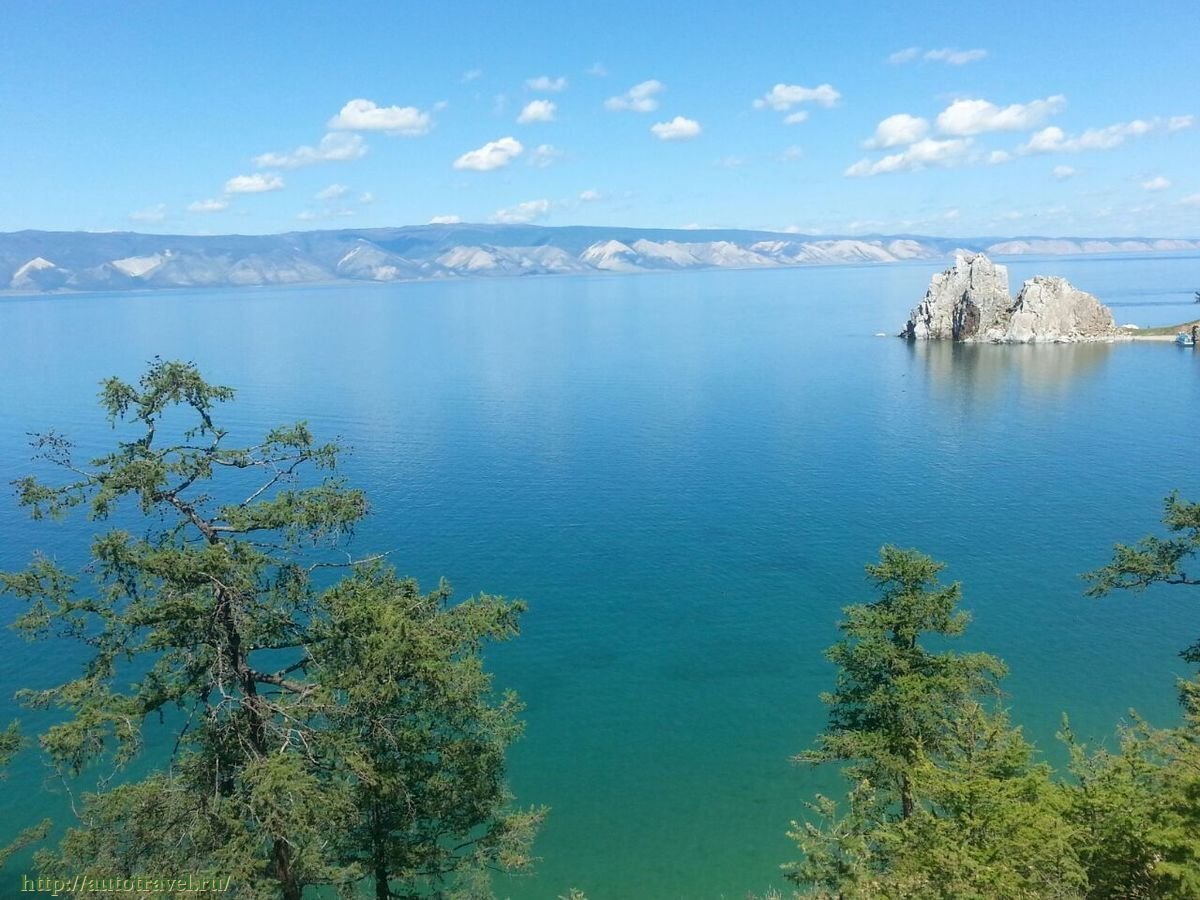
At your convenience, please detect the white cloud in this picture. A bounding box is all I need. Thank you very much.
[492,199,552,224]
[844,137,972,177]
[297,207,356,222]
[1181,193,1200,206]
[943,208,960,220]
[778,145,804,162]
[1141,175,1171,191]
[529,144,563,167]
[224,173,285,194]
[936,95,1066,135]
[717,155,746,168]
[359,191,374,204]
[988,149,1013,164]
[890,46,987,65]
[129,204,167,223]
[579,189,603,202]
[187,198,228,213]
[429,214,462,224]
[526,75,567,92]
[651,116,702,140]
[753,83,841,111]
[1020,118,1164,154]
[784,111,809,125]
[328,98,432,136]
[887,47,921,64]
[315,183,349,201]
[1168,115,1194,132]
[1052,165,1077,180]
[924,47,988,65]
[460,69,482,83]
[255,133,367,169]
[605,80,665,112]
[587,62,608,77]
[453,136,524,171]
[517,99,556,123]
[864,113,929,148]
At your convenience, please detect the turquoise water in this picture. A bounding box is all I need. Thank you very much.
[2,256,1199,898]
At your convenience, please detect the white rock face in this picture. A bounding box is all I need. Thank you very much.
[989,276,1117,343]
[901,253,1118,343]
[901,252,1011,340]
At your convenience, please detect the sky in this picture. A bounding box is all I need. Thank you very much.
[1,0,1197,238]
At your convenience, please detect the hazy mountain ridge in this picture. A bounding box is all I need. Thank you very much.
[3,225,1198,293]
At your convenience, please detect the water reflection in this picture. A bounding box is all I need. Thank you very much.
[907,339,1114,400]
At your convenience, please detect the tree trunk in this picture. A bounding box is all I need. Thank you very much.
[901,773,915,819]
[375,860,390,900]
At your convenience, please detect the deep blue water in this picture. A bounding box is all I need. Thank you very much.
[2,256,1199,899]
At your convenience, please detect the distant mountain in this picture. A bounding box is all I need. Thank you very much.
[2,225,1197,294]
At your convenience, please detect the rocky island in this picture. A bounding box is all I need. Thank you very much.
[901,252,1119,343]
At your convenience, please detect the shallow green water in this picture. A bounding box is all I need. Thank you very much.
[2,256,1199,898]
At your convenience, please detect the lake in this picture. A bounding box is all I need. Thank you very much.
[2,255,1199,898]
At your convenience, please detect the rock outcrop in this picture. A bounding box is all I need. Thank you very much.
[900,253,1118,343]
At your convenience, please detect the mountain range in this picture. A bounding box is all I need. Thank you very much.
[3,225,1198,293]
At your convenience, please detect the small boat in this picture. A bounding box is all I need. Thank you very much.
[1176,331,1196,347]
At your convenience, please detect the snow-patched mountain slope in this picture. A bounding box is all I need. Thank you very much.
[3,226,1195,293]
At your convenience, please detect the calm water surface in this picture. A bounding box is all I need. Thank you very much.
[2,255,1199,898]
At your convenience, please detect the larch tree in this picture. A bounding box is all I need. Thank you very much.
[0,359,540,899]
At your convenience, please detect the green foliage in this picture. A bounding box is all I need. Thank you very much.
[2,359,538,899]
[0,722,52,869]
[797,547,1006,818]
[787,548,1080,899]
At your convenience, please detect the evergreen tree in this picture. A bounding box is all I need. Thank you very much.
[1,359,539,898]
[796,547,1006,818]
[786,548,1080,899]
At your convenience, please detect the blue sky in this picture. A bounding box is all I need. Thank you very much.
[1,0,1197,237]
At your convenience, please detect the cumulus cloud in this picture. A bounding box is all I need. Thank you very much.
[1181,193,1200,206]
[517,99,556,123]
[255,133,367,169]
[129,204,167,223]
[988,149,1014,164]
[753,83,841,111]
[529,144,563,167]
[889,46,987,64]
[605,80,665,112]
[224,173,285,194]
[587,62,608,77]
[328,99,432,135]
[1168,115,1194,131]
[844,138,972,177]
[359,191,374,204]
[864,113,929,148]
[491,199,552,224]
[460,69,482,83]
[429,214,462,224]
[936,95,1066,135]
[1141,175,1171,191]
[1019,118,1161,154]
[784,111,809,125]
[1052,165,1077,180]
[651,116,702,140]
[187,198,228,213]
[526,75,567,92]
[579,188,603,202]
[453,137,524,171]
[314,184,349,201]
